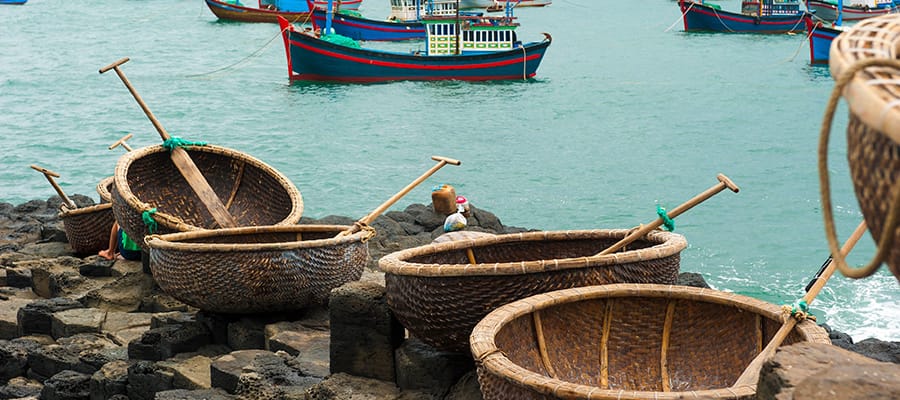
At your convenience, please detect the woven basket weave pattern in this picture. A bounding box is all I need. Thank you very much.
[471,284,829,400]
[97,176,114,204]
[381,230,685,353]
[59,204,115,254]
[847,114,900,277]
[113,145,302,251]
[147,226,369,313]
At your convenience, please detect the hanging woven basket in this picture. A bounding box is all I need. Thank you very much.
[112,144,303,251]
[827,15,900,281]
[379,229,687,353]
[145,224,373,313]
[470,284,829,400]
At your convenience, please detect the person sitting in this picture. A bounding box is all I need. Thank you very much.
[98,222,142,261]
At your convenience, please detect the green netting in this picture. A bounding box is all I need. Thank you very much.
[321,33,360,48]
[337,9,363,18]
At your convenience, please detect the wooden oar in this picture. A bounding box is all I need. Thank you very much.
[732,220,867,388]
[109,133,134,152]
[99,58,237,228]
[596,173,740,256]
[31,164,76,209]
[340,155,461,235]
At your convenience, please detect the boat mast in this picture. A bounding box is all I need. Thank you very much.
[455,0,461,55]
[415,0,421,21]
[325,0,334,35]
[837,0,843,26]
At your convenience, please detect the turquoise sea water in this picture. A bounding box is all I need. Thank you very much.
[1,0,897,340]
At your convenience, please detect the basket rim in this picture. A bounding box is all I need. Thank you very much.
[58,202,113,218]
[829,14,900,145]
[113,144,304,230]
[144,224,373,252]
[469,283,827,400]
[378,229,687,277]
[97,176,114,203]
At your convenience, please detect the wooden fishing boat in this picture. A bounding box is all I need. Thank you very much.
[470,284,829,400]
[0,0,27,4]
[804,14,842,63]
[805,0,895,21]
[205,0,361,23]
[379,229,688,352]
[678,0,807,33]
[459,0,494,8]
[277,1,551,82]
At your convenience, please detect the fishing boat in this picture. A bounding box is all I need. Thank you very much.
[804,15,842,63]
[459,0,494,8]
[277,0,551,82]
[309,0,462,41]
[205,0,361,23]
[678,0,807,33]
[0,0,27,4]
[805,0,895,21]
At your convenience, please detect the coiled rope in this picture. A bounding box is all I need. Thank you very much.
[818,57,900,279]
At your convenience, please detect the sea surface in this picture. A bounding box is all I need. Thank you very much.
[1,0,897,340]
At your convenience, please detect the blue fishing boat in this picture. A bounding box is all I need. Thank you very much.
[277,0,551,82]
[678,0,807,33]
[309,0,479,41]
[804,15,842,63]
[805,0,895,22]
[0,0,27,4]
[205,0,361,23]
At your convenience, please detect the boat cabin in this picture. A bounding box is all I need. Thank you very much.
[422,15,520,55]
[389,0,460,22]
[740,0,801,16]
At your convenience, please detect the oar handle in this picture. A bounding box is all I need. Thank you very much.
[347,155,461,233]
[597,173,740,256]
[30,164,76,209]
[109,133,134,152]
[99,58,171,141]
[733,220,867,387]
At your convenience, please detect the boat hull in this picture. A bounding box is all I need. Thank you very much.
[805,0,895,21]
[311,9,425,41]
[279,17,550,82]
[205,0,363,23]
[0,0,27,4]
[804,15,841,64]
[458,0,494,8]
[679,0,806,33]
[206,0,311,23]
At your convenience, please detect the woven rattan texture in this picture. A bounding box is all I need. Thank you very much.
[113,145,302,251]
[847,114,900,277]
[97,176,115,204]
[472,285,828,400]
[384,233,683,353]
[59,203,114,254]
[148,227,369,313]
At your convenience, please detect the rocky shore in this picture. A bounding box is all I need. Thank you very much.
[1,195,898,400]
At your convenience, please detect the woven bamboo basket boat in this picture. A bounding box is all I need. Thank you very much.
[827,15,900,280]
[379,229,687,353]
[59,202,115,255]
[113,144,303,251]
[470,284,829,400]
[144,224,374,313]
[97,176,114,204]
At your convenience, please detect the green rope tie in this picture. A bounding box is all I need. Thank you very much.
[656,205,675,232]
[162,137,207,152]
[142,208,158,234]
[782,299,816,322]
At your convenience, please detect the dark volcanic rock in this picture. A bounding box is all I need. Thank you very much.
[40,370,92,400]
[17,297,84,336]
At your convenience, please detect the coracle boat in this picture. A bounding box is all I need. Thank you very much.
[97,176,115,203]
[470,284,829,400]
[145,225,373,313]
[31,165,115,255]
[144,155,460,313]
[379,229,687,353]
[112,144,304,251]
[821,14,900,282]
